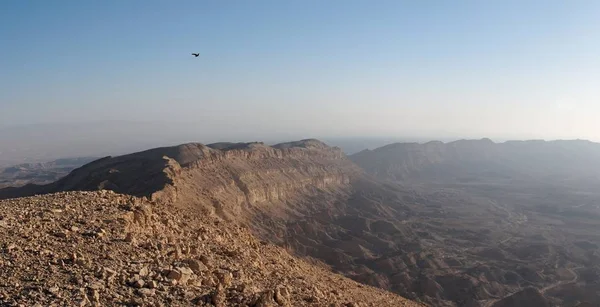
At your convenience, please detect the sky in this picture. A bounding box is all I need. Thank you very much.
[2,0,600,142]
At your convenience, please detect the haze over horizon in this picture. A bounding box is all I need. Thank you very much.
[2,1,600,148]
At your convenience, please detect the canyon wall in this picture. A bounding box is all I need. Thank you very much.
[0,140,359,219]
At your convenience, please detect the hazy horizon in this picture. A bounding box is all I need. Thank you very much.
[1,119,599,168]
[2,1,600,161]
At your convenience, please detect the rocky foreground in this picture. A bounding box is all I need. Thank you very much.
[0,191,421,306]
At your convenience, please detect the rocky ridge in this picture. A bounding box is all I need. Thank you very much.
[349,139,600,182]
[0,140,354,202]
[0,140,359,245]
[0,190,420,306]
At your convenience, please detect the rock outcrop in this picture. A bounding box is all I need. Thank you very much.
[0,140,357,205]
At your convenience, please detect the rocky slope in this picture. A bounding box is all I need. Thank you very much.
[0,190,420,306]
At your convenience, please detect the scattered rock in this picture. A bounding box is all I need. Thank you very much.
[178,267,194,284]
[185,259,206,274]
[165,269,182,281]
[0,191,421,307]
[124,233,135,244]
[139,266,149,277]
[132,279,144,289]
[211,284,226,307]
[136,288,155,297]
[255,289,276,307]
[217,271,233,287]
[48,286,60,294]
[274,286,291,306]
[88,282,104,290]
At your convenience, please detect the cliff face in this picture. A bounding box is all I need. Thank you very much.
[155,141,359,239]
[0,139,367,281]
[0,139,358,215]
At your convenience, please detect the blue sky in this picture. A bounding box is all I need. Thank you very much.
[2,0,600,140]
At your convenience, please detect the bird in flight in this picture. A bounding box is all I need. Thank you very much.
[192,53,199,57]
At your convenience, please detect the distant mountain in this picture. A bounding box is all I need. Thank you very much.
[0,157,97,188]
[350,138,600,184]
[322,137,430,155]
[349,138,600,305]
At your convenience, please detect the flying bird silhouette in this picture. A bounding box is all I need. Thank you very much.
[192,53,199,57]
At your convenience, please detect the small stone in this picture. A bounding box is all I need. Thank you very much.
[218,271,233,287]
[54,231,68,238]
[136,288,155,297]
[165,270,182,281]
[126,297,144,306]
[255,290,275,307]
[274,286,290,305]
[199,255,210,266]
[88,282,104,290]
[124,233,135,243]
[132,279,145,289]
[177,267,194,284]
[95,229,105,238]
[211,284,226,307]
[104,267,116,276]
[71,226,80,232]
[313,286,324,298]
[148,280,158,289]
[139,267,149,277]
[77,294,90,307]
[185,259,206,274]
[91,290,100,303]
[233,269,244,279]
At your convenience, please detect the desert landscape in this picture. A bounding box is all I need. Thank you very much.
[1,139,599,306]
[4,2,599,305]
